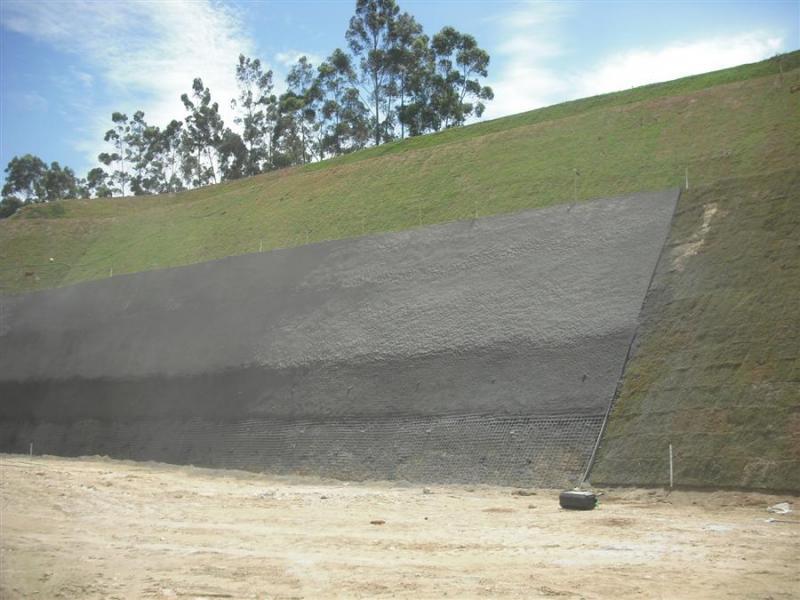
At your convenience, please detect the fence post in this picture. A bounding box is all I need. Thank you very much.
[669,443,674,489]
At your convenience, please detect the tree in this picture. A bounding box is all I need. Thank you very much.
[317,48,370,156]
[275,56,319,166]
[181,78,225,186]
[232,54,277,175]
[140,121,168,194]
[387,12,425,139]
[397,32,444,136]
[126,110,165,195]
[430,27,493,128]
[1,154,82,216]
[98,112,132,196]
[0,196,23,219]
[43,161,79,201]
[85,167,113,197]
[1,154,48,202]
[217,129,248,180]
[2,7,496,207]
[346,0,399,145]
[155,120,185,193]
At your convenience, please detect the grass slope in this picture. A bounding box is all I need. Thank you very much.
[591,168,800,491]
[1,52,798,293]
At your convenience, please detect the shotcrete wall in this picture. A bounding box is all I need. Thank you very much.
[0,189,679,486]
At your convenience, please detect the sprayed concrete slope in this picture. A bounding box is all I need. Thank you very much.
[0,189,678,486]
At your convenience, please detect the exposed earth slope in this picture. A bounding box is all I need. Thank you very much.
[1,52,798,491]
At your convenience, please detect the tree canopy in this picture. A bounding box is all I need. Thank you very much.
[1,0,492,218]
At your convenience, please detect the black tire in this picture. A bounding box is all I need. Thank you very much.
[559,490,597,510]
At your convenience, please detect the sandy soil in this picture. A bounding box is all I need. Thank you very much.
[1,454,798,599]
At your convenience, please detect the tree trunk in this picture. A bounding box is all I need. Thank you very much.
[374,69,380,146]
[206,147,217,184]
[400,77,405,139]
[301,118,306,164]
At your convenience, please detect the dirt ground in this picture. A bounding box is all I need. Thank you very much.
[1,455,798,599]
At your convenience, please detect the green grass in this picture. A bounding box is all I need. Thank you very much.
[1,51,798,296]
[591,168,800,491]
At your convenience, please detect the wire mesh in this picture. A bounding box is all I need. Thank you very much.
[2,412,605,487]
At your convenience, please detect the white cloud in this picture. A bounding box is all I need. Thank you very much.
[1,0,256,168]
[16,92,49,112]
[275,50,323,68]
[484,3,785,121]
[575,33,784,98]
[482,3,571,119]
[71,68,94,88]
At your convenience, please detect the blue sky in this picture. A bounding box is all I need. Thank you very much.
[1,0,798,184]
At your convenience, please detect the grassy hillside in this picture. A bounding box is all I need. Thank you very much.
[591,168,799,491]
[1,51,798,294]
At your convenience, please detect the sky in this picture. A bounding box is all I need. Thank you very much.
[1,0,798,184]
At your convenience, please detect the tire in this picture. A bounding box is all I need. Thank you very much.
[559,490,597,510]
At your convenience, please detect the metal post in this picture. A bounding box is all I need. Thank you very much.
[685,167,689,191]
[29,442,33,457]
[259,240,263,252]
[669,443,674,489]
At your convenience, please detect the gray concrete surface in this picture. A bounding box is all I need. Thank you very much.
[0,189,679,485]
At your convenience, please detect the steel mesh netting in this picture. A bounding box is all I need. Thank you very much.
[4,413,604,487]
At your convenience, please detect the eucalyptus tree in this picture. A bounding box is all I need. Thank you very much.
[156,120,185,193]
[127,110,162,195]
[1,154,48,202]
[98,112,132,196]
[317,48,369,156]
[217,129,248,180]
[85,167,113,198]
[181,78,225,186]
[346,0,399,145]
[387,11,424,139]
[275,56,320,165]
[397,32,444,136]
[232,54,277,175]
[430,27,494,128]
[43,161,79,200]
